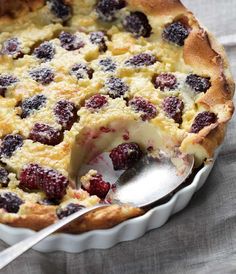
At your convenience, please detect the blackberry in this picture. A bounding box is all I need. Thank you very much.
[89,31,107,52]
[0,74,18,97]
[96,0,126,22]
[54,100,78,130]
[20,94,47,118]
[191,111,217,133]
[29,67,54,85]
[125,53,156,67]
[105,77,128,98]
[59,32,84,51]
[99,58,117,72]
[33,41,55,61]
[0,167,9,187]
[20,164,69,199]
[163,96,184,124]
[56,203,85,219]
[0,74,18,86]
[186,74,211,93]
[29,123,63,146]
[19,164,43,190]
[0,134,23,158]
[70,63,94,80]
[42,169,69,199]
[123,12,152,38]
[129,97,157,121]
[85,94,108,110]
[154,73,177,91]
[47,0,72,22]
[162,21,190,46]
[1,37,23,59]
[83,173,110,199]
[0,192,23,213]
[109,142,143,170]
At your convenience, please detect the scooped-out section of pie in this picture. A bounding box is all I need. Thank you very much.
[0,0,234,233]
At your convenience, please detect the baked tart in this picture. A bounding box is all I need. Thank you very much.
[0,0,234,233]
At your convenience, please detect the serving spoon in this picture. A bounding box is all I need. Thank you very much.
[0,153,194,270]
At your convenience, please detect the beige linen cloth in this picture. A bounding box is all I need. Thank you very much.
[1,0,236,273]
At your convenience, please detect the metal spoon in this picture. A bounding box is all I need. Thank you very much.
[0,153,194,270]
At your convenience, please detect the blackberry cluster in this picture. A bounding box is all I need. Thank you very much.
[1,38,23,59]
[191,111,217,133]
[47,0,72,22]
[56,203,85,219]
[123,12,152,38]
[162,22,190,46]
[96,0,125,21]
[154,73,177,91]
[54,100,78,130]
[0,167,9,187]
[0,134,23,158]
[0,192,23,213]
[59,32,84,51]
[85,94,108,110]
[109,142,143,170]
[125,53,156,67]
[105,77,128,98]
[29,67,55,85]
[20,94,47,118]
[129,97,157,121]
[70,63,94,80]
[163,96,184,124]
[186,74,211,93]
[33,42,55,61]
[83,173,111,199]
[89,31,107,52]
[0,74,18,96]
[20,164,69,199]
[29,123,63,146]
[99,58,117,72]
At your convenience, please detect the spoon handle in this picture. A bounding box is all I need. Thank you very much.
[0,204,109,270]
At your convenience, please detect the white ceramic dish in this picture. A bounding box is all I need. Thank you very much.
[0,159,214,253]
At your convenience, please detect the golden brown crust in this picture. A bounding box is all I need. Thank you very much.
[127,0,186,15]
[0,0,234,233]
[0,203,144,233]
[180,9,234,164]
[0,0,44,17]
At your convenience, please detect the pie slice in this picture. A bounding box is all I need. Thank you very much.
[0,0,234,233]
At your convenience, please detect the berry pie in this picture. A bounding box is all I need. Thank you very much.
[0,0,234,233]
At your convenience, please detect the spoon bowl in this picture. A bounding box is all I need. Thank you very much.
[110,154,194,208]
